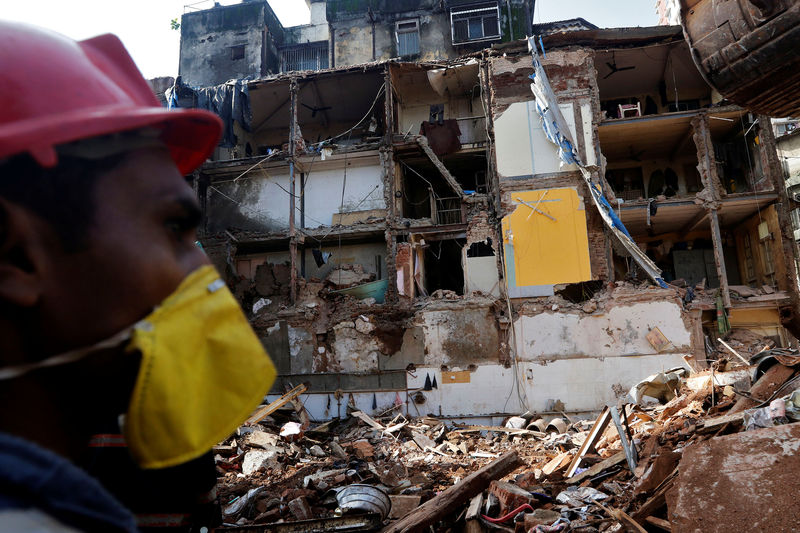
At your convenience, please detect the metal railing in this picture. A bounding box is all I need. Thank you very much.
[434,197,463,225]
[280,43,329,73]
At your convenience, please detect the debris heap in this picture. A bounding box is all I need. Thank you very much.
[215,349,800,532]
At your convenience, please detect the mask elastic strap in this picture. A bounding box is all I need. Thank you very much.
[0,327,133,381]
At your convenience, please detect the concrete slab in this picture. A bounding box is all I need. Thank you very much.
[668,422,800,532]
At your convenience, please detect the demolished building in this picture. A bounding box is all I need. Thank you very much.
[175,1,800,423]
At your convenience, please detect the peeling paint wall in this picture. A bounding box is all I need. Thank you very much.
[515,298,692,359]
[179,2,282,86]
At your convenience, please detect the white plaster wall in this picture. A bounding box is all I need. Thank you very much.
[292,20,329,43]
[515,300,692,359]
[494,100,579,177]
[407,352,689,417]
[303,163,384,228]
[265,391,400,421]
[213,161,383,231]
[213,172,292,231]
[464,256,501,297]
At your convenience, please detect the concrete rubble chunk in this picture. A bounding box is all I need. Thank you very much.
[242,448,281,475]
[308,445,326,457]
[246,430,279,449]
[668,422,800,532]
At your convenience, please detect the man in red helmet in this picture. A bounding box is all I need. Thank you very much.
[0,22,275,532]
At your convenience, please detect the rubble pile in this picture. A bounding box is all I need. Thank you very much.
[215,350,800,532]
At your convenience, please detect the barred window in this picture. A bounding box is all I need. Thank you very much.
[451,3,500,44]
[280,42,329,73]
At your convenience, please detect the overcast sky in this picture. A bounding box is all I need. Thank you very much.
[2,0,658,79]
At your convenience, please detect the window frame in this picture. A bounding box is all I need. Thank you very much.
[450,3,501,45]
[279,42,330,73]
[395,19,420,57]
[230,44,245,61]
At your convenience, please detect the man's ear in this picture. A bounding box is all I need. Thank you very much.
[0,198,45,307]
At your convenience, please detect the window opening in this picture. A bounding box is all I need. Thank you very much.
[230,45,245,61]
[451,3,500,44]
[396,20,420,57]
[280,43,329,73]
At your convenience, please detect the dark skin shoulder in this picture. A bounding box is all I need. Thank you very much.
[0,147,208,460]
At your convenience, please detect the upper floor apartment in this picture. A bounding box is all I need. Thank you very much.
[178,0,536,87]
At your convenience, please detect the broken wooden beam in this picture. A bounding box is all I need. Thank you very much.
[698,411,745,433]
[566,451,626,485]
[415,135,465,198]
[566,406,611,478]
[565,452,625,485]
[631,468,677,524]
[381,451,523,533]
[728,363,795,414]
[245,384,307,426]
[717,337,750,365]
[645,516,671,532]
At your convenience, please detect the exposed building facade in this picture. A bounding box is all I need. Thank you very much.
[177,2,800,422]
[178,0,535,86]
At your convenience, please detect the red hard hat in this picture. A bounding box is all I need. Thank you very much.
[0,21,222,174]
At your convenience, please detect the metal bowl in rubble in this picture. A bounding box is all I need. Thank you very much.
[335,484,392,519]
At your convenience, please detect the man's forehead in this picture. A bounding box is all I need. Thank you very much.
[57,128,164,161]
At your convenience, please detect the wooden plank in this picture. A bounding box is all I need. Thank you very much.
[598,503,647,533]
[698,411,745,433]
[352,411,385,431]
[645,516,671,531]
[631,470,677,524]
[729,363,795,414]
[717,338,750,365]
[415,136,465,198]
[566,407,611,478]
[381,452,523,533]
[245,384,307,426]
[541,451,571,476]
[566,451,626,485]
[465,493,483,521]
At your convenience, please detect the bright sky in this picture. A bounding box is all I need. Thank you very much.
[2,0,658,79]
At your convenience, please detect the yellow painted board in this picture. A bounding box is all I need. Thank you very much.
[441,371,471,384]
[502,188,592,286]
[729,308,781,326]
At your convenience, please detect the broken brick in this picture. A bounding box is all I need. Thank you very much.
[288,496,313,521]
[489,480,534,514]
[351,439,375,459]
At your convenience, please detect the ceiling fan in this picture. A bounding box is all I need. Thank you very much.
[628,146,645,161]
[604,52,636,79]
[302,103,332,117]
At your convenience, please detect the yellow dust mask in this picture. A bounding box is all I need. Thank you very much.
[0,265,275,469]
[123,265,276,469]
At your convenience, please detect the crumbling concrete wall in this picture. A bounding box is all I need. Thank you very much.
[179,2,283,86]
[327,0,532,67]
